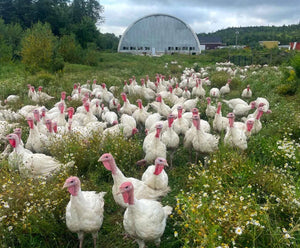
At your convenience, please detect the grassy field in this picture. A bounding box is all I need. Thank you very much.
[0,52,299,248]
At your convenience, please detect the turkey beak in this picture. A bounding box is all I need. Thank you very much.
[62,182,68,189]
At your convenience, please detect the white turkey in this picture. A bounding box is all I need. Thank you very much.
[101,106,118,126]
[191,115,219,154]
[5,94,20,103]
[53,91,67,110]
[81,102,98,126]
[251,106,264,134]
[120,92,138,115]
[205,97,217,119]
[119,181,172,248]
[241,84,252,98]
[209,87,220,99]
[100,83,114,103]
[98,153,170,208]
[33,109,48,135]
[161,114,179,166]
[36,86,55,102]
[182,108,210,133]
[164,85,179,105]
[192,79,206,98]
[242,102,266,121]
[25,116,48,153]
[182,97,199,112]
[146,75,156,91]
[108,97,119,111]
[7,133,73,177]
[142,157,169,191]
[120,114,138,138]
[140,79,156,101]
[255,97,270,112]
[213,102,229,133]
[232,101,256,117]
[182,86,191,99]
[172,106,190,135]
[222,98,248,109]
[90,99,103,118]
[173,83,183,96]
[224,113,248,150]
[51,102,67,127]
[150,94,171,118]
[63,176,106,248]
[143,123,167,164]
[132,99,151,128]
[144,113,162,131]
[220,79,231,96]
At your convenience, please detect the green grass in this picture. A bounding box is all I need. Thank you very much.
[0,52,299,247]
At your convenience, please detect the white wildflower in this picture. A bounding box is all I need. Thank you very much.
[235,227,243,235]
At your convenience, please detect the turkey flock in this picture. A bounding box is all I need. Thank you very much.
[0,62,272,247]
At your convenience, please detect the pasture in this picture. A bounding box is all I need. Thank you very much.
[0,52,299,248]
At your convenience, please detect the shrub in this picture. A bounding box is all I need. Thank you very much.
[0,41,12,63]
[84,48,99,66]
[51,54,65,72]
[35,72,55,86]
[21,22,56,72]
[276,69,298,95]
[229,76,242,89]
[276,83,298,95]
[290,53,300,79]
[210,71,230,88]
[58,34,83,64]
[47,131,144,181]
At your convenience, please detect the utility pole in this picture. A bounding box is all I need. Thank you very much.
[235,31,239,48]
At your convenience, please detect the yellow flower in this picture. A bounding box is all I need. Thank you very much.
[185,223,189,228]
[177,209,182,215]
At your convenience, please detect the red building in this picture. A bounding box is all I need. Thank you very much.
[290,42,300,50]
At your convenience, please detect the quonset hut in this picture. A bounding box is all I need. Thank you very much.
[118,13,201,55]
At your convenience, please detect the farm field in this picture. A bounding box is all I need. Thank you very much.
[0,52,299,248]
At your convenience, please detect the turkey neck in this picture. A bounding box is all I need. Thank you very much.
[177,109,182,119]
[154,164,164,175]
[103,159,126,184]
[138,101,142,109]
[256,110,263,120]
[155,128,161,138]
[228,117,234,128]
[216,104,222,114]
[168,118,174,128]
[122,189,135,205]
[12,138,24,154]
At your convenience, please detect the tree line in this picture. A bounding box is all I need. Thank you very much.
[198,23,300,47]
[0,0,119,70]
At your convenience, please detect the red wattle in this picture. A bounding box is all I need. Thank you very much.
[154,164,164,175]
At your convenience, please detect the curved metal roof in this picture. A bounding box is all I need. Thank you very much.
[118,13,201,54]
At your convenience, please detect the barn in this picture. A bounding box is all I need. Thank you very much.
[118,13,201,55]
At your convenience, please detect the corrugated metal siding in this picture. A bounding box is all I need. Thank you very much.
[118,14,201,54]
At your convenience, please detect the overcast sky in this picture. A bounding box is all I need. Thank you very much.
[98,0,300,37]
